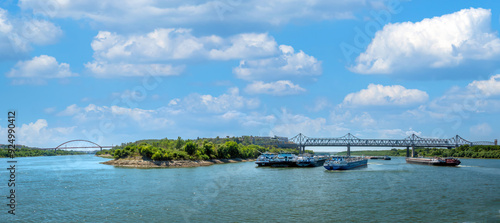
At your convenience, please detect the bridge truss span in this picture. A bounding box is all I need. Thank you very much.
[289,133,496,156]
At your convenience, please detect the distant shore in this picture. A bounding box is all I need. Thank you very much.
[97,155,255,168]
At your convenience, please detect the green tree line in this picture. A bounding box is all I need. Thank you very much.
[338,145,500,158]
[97,137,312,161]
[0,147,85,157]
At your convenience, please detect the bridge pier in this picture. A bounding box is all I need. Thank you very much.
[347,145,350,156]
[406,146,409,157]
[412,146,415,157]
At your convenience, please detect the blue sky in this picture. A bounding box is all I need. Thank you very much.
[1,0,500,148]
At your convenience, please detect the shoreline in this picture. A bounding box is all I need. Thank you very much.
[97,155,255,168]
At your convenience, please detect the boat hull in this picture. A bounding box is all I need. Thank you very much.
[296,159,326,167]
[406,158,460,166]
[270,161,298,167]
[324,159,368,170]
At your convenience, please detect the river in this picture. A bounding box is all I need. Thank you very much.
[1,155,499,222]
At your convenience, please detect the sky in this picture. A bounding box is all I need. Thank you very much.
[1,0,500,148]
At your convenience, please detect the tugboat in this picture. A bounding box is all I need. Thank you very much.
[255,153,276,166]
[324,156,368,170]
[406,157,460,166]
[269,153,299,167]
[296,155,327,167]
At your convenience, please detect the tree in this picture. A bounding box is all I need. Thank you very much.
[184,141,197,156]
[175,136,184,149]
[203,141,214,157]
[226,141,240,158]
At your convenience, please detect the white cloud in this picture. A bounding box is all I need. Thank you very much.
[6,55,77,79]
[0,8,62,59]
[218,111,276,127]
[19,0,382,30]
[470,123,492,137]
[245,80,306,96]
[59,104,172,130]
[350,112,376,127]
[350,8,500,75]
[343,84,428,106]
[234,45,322,81]
[209,33,277,60]
[85,61,184,77]
[170,87,260,113]
[271,108,348,137]
[86,30,286,77]
[467,74,500,96]
[58,104,82,116]
[0,119,76,147]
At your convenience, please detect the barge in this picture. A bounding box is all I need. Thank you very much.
[324,156,368,170]
[406,157,461,166]
[296,155,327,167]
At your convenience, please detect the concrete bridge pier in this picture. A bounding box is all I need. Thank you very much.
[412,146,415,157]
[406,146,410,157]
[347,145,351,156]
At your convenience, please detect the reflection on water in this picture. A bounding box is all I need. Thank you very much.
[0,155,499,222]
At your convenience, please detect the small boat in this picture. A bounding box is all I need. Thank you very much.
[296,155,327,167]
[255,153,276,166]
[367,156,391,160]
[406,157,460,166]
[269,153,299,167]
[324,156,368,170]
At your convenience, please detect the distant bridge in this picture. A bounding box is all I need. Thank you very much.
[257,133,497,157]
[39,140,114,151]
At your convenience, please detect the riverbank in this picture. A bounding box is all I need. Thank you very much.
[98,155,255,168]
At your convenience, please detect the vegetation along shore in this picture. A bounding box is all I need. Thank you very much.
[97,136,313,168]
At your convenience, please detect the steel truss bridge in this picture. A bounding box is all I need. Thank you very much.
[261,133,497,157]
[39,140,113,152]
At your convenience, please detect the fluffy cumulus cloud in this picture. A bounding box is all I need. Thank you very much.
[58,104,172,130]
[470,123,492,137]
[467,74,500,96]
[245,80,306,96]
[0,119,76,147]
[427,75,500,115]
[19,0,383,30]
[269,108,348,137]
[86,62,185,77]
[85,30,285,77]
[0,8,62,60]
[234,45,321,81]
[350,8,500,75]
[343,84,429,106]
[6,55,77,80]
[169,87,260,113]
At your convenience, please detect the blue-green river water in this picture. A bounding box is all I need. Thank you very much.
[1,155,499,222]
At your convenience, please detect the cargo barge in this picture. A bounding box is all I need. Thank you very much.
[296,155,327,167]
[269,153,299,167]
[367,156,391,160]
[406,157,461,166]
[255,153,276,166]
[323,156,368,170]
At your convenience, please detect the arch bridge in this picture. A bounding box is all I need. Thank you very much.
[40,140,114,152]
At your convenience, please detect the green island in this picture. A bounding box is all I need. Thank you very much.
[97,136,314,168]
[0,145,85,157]
[337,145,500,158]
